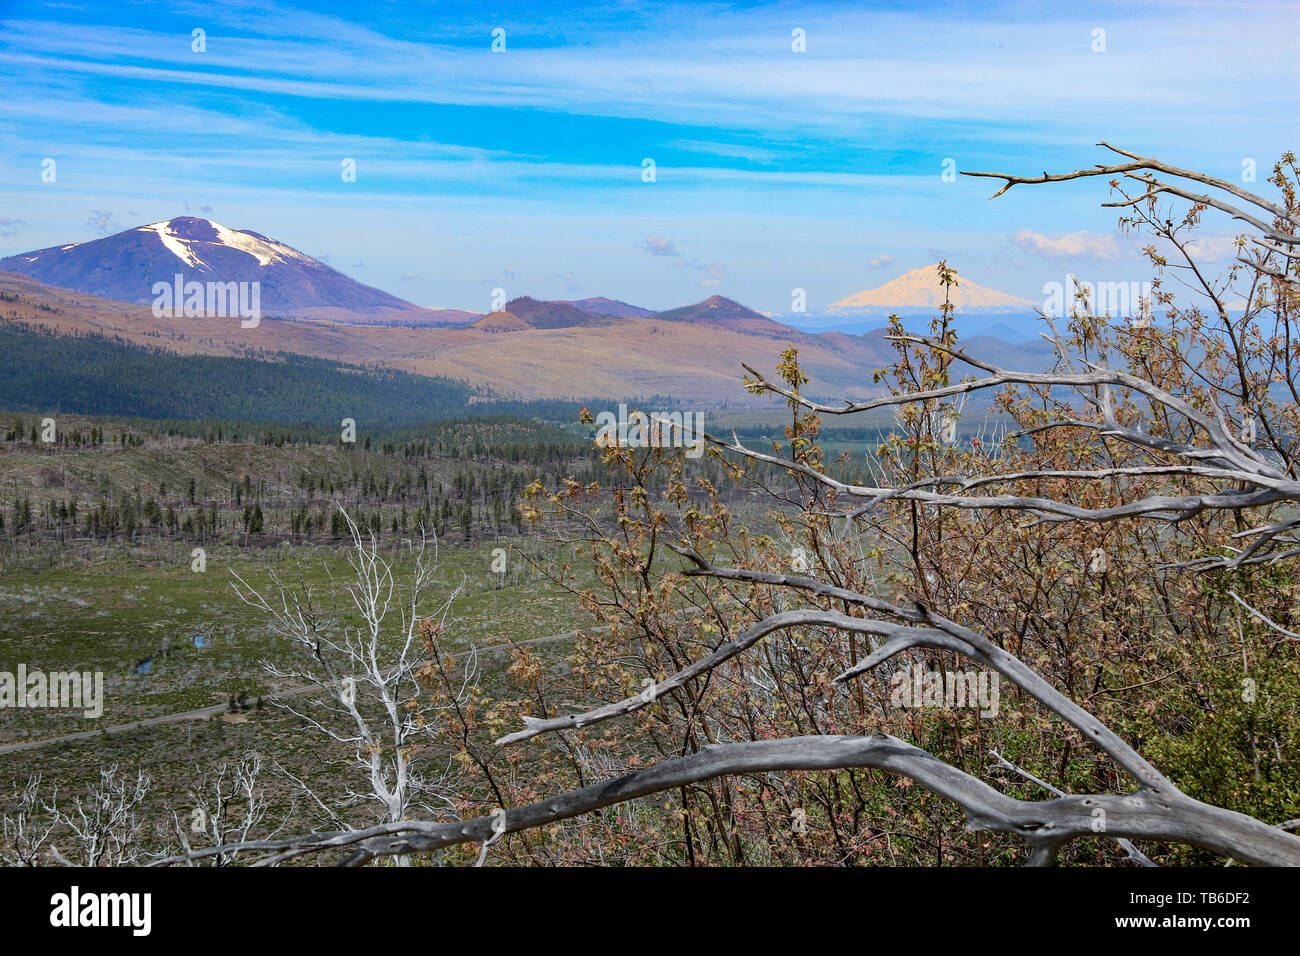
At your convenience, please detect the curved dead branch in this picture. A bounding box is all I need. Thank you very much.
[155,732,1300,867]
[535,548,1170,788]
[962,142,1298,244]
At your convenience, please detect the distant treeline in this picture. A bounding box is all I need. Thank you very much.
[0,411,588,461]
[0,325,587,428]
[0,413,592,549]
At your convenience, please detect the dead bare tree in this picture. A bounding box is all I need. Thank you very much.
[169,751,292,866]
[231,506,469,865]
[0,776,57,866]
[47,765,154,867]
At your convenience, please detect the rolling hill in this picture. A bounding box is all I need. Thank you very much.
[564,297,655,318]
[469,310,533,333]
[655,295,797,334]
[500,297,615,329]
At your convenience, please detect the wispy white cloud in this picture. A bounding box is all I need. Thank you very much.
[552,271,582,293]
[1012,228,1124,261]
[2,2,1293,140]
[85,208,121,235]
[640,236,678,257]
[665,139,787,163]
[1182,233,1247,262]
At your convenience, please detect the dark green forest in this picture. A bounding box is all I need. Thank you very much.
[0,325,585,428]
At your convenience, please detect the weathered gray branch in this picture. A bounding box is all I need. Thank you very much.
[962,143,1298,243]
[154,733,1300,867]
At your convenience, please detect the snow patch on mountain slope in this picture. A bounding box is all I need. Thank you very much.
[140,221,209,271]
[133,218,321,270]
[211,221,290,266]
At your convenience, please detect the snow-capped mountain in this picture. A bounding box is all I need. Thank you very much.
[773,265,1041,340]
[827,265,1036,314]
[0,217,420,317]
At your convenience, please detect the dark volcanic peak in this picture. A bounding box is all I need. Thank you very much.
[655,295,765,322]
[468,310,532,333]
[653,295,796,334]
[564,296,655,318]
[0,216,418,315]
[165,216,221,242]
[504,296,612,329]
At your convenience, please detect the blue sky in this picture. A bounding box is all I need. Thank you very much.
[0,0,1295,313]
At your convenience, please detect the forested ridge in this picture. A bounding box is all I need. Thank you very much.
[0,325,585,427]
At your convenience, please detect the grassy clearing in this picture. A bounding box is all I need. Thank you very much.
[0,535,592,862]
[0,537,588,745]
